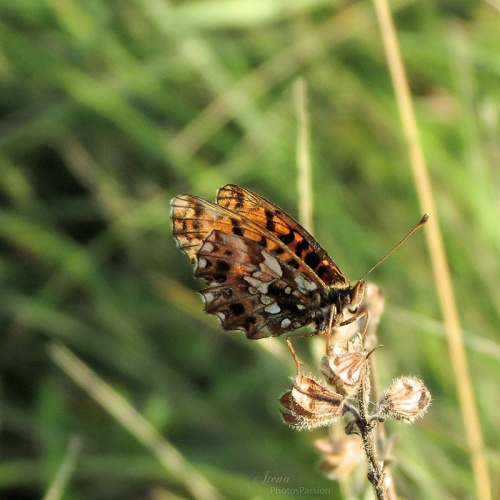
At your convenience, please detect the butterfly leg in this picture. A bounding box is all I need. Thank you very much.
[286,337,302,377]
[286,330,319,377]
[325,306,336,354]
[324,306,370,354]
[340,308,371,340]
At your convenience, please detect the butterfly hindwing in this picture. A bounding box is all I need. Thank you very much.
[195,230,322,339]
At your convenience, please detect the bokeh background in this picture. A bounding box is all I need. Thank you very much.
[1,0,499,498]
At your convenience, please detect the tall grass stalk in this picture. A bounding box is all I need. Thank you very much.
[372,0,491,498]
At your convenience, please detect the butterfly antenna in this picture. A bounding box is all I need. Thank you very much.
[359,213,429,281]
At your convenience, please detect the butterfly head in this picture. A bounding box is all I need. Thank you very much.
[324,279,366,327]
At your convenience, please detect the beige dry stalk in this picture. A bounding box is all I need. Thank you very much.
[372,0,491,498]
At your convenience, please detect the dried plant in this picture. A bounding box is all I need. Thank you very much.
[280,283,431,500]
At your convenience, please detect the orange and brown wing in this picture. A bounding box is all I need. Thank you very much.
[170,193,326,288]
[170,193,331,338]
[216,184,348,287]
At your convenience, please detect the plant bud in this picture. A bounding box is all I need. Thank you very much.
[377,376,431,423]
[279,375,346,430]
[321,336,369,396]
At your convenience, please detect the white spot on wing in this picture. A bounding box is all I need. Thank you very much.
[260,252,283,278]
[203,242,214,253]
[252,270,270,281]
[232,236,250,253]
[260,295,274,305]
[244,275,269,294]
[281,318,292,328]
[265,302,281,314]
[294,273,318,293]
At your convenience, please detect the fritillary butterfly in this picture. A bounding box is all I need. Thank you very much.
[170,184,365,340]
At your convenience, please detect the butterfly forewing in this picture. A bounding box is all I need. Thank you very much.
[217,184,348,287]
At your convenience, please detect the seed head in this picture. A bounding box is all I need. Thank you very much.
[377,376,431,423]
[280,375,346,430]
[321,336,370,396]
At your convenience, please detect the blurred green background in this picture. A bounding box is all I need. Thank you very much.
[1,0,499,498]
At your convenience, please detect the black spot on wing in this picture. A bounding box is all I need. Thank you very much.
[265,209,276,231]
[304,250,320,269]
[194,204,204,217]
[229,302,245,315]
[234,189,245,209]
[316,265,331,281]
[267,283,283,298]
[212,259,230,282]
[295,238,310,258]
[278,229,295,245]
[230,217,244,236]
[216,260,230,272]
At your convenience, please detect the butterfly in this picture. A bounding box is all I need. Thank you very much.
[170,184,366,340]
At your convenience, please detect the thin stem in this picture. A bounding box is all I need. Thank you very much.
[372,0,491,497]
[369,353,397,500]
[357,379,387,500]
[294,77,313,233]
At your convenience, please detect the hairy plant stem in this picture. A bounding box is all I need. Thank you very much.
[356,379,387,500]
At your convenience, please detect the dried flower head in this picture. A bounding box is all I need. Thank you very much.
[377,376,432,423]
[321,336,370,396]
[280,375,346,430]
[314,436,365,479]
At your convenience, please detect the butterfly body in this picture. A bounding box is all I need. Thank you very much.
[171,184,365,339]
